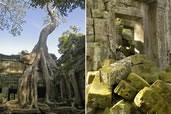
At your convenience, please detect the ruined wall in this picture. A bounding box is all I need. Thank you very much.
[87,0,171,71]
[56,36,85,107]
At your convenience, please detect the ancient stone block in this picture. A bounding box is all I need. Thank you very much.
[87,72,112,108]
[114,80,137,101]
[134,87,166,114]
[110,100,132,114]
[87,18,94,26]
[93,0,105,10]
[101,57,131,86]
[127,73,150,91]
[0,60,25,74]
[150,80,171,104]
[94,19,108,41]
[87,26,94,42]
[92,9,104,18]
[86,71,99,85]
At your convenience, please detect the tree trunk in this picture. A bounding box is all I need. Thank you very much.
[17,3,57,109]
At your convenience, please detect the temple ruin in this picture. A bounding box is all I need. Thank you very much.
[86,0,171,113]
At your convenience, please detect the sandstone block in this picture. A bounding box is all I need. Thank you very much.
[110,100,132,114]
[94,19,108,41]
[127,73,150,91]
[86,71,99,85]
[87,72,112,108]
[134,87,165,114]
[114,80,137,101]
[92,9,104,18]
[101,57,131,86]
[87,18,93,26]
[150,80,171,104]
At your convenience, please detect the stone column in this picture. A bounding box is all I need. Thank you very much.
[69,70,82,106]
[2,87,8,103]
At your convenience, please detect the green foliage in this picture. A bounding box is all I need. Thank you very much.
[30,0,85,16]
[0,0,27,36]
[58,25,83,54]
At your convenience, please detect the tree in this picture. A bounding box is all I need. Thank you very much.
[0,0,27,36]
[58,26,84,54]
[5,0,84,109]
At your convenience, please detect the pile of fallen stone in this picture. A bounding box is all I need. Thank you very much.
[86,54,171,114]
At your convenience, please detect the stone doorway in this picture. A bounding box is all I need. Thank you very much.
[115,16,144,57]
[37,87,46,99]
[8,88,17,101]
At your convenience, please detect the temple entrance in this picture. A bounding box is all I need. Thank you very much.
[37,87,46,99]
[115,15,144,57]
[8,88,17,101]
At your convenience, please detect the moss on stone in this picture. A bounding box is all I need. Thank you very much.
[110,100,132,114]
[127,73,150,91]
[114,80,137,101]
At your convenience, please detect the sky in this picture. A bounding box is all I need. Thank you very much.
[0,7,85,58]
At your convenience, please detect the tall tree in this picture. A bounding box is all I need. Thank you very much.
[2,0,84,109]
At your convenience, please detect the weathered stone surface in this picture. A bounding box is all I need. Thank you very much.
[86,71,99,85]
[141,72,159,84]
[110,100,132,114]
[102,59,115,68]
[0,60,25,74]
[87,42,109,71]
[134,87,166,114]
[92,9,105,18]
[87,18,93,26]
[150,80,171,104]
[127,73,150,91]
[159,72,171,83]
[114,80,137,101]
[94,19,108,42]
[87,72,112,108]
[87,26,94,42]
[101,57,131,86]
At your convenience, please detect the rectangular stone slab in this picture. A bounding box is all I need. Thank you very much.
[100,57,131,86]
[127,73,150,91]
[87,73,112,109]
[114,80,137,101]
[134,87,166,114]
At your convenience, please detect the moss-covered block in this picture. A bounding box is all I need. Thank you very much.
[114,80,137,101]
[134,87,165,113]
[150,80,171,104]
[87,72,112,109]
[127,73,150,91]
[101,57,131,86]
[110,100,132,114]
[141,72,159,84]
[86,71,99,85]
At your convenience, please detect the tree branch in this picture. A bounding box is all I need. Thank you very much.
[46,3,56,24]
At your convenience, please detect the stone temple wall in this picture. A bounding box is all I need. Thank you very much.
[87,0,171,71]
